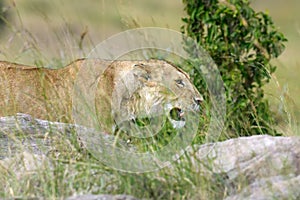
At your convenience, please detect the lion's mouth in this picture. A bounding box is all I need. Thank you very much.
[126,107,186,133]
[119,100,201,134]
[169,107,185,121]
[168,107,186,129]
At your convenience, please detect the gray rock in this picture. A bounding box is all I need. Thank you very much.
[1,114,300,199]
[0,113,131,159]
[225,175,300,200]
[191,135,300,199]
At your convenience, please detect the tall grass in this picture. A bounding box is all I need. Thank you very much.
[0,0,299,199]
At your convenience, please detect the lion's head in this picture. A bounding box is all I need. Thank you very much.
[95,59,203,136]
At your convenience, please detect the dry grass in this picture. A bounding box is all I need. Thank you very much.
[0,0,299,198]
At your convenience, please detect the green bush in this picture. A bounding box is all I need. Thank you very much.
[181,0,287,137]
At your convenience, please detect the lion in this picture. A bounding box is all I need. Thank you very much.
[0,59,203,134]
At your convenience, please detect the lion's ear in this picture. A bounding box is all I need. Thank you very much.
[163,61,191,79]
[181,71,190,79]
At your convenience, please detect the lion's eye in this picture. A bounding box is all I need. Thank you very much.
[175,79,185,87]
[134,63,144,67]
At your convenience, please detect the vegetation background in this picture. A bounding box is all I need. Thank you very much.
[0,0,298,135]
[0,0,299,199]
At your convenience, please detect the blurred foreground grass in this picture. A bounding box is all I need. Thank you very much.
[0,0,299,199]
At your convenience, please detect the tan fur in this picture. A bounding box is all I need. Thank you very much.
[0,59,202,133]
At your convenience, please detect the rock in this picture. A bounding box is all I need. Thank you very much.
[191,135,300,199]
[0,113,129,159]
[0,113,135,198]
[224,175,300,200]
[1,114,300,199]
[0,151,51,179]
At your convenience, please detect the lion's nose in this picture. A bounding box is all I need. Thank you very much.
[193,97,203,105]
